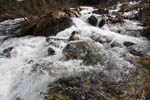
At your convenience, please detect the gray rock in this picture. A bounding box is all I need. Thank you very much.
[63,41,101,65]
[87,16,98,26]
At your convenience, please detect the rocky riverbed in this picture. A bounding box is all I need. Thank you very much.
[0,1,150,100]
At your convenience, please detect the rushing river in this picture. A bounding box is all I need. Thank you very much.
[0,5,149,100]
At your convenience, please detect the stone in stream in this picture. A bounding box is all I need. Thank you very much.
[63,41,101,65]
[98,18,105,28]
[87,15,98,26]
[68,31,79,41]
[48,47,55,56]
[44,71,111,100]
[3,47,14,57]
[123,41,135,47]
[43,69,150,100]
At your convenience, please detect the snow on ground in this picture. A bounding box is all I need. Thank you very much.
[0,5,149,100]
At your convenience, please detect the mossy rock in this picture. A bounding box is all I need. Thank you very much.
[44,71,135,100]
[44,93,71,100]
[119,4,131,12]
[135,6,150,23]
[63,41,101,65]
[115,72,150,100]
[136,58,150,69]
[43,68,150,100]
[45,72,106,100]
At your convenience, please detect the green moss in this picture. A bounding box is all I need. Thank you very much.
[120,4,130,12]
[141,74,150,94]
[44,93,71,100]
[136,58,150,69]
[119,4,137,12]
[122,73,150,99]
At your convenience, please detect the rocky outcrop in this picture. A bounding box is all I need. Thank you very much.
[20,10,72,37]
[63,41,101,65]
[98,18,105,28]
[44,69,150,100]
[0,18,22,35]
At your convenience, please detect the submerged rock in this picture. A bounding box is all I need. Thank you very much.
[87,16,98,26]
[63,41,101,65]
[44,72,114,100]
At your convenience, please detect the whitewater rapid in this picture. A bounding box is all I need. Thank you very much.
[0,6,149,100]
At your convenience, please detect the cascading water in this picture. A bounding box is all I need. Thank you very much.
[0,4,150,100]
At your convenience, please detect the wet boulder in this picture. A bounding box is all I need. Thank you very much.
[44,72,105,100]
[20,21,36,37]
[48,47,55,56]
[98,18,105,28]
[3,47,14,57]
[44,70,150,100]
[87,15,98,26]
[63,41,90,60]
[20,11,72,37]
[62,41,101,65]
[0,18,23,35]
[123,41,135,47]
[34,16,72,36]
